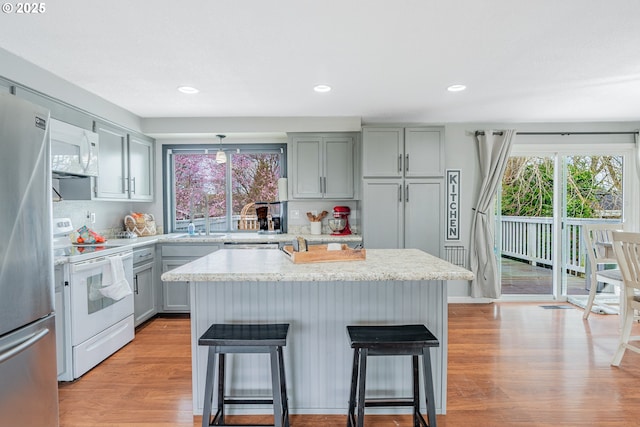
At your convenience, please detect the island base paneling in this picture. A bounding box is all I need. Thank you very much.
[189,279,447,415]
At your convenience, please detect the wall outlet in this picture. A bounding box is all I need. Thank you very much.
[90,212,96,224]
[291,209,300,219]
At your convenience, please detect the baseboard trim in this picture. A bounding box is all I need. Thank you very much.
[448,297,493,304]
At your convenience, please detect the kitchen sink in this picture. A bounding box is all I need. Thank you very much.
[169,233,227,239]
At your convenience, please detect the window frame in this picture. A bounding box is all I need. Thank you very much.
[163,143,287,234]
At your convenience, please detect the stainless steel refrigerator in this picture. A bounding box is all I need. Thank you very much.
[0,93,59,426]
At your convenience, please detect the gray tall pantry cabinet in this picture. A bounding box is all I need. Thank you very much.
[361,127,444,256]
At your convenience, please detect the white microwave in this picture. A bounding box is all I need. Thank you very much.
[51,118,99,177]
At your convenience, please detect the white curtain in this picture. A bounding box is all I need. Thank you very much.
[635,132,640,181]
[469,129,516,298]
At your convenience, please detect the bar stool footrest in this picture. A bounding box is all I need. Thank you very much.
[224,398,274,405]
[364,397,416,407]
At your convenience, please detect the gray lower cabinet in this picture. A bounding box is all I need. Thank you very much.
[133,245,156,326]
[362,179,442,257]
[160,244,221,312]
[54,264,67,379]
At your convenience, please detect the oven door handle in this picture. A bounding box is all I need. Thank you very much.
[71,252,132,273]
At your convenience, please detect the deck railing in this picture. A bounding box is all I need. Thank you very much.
[500,216,620,276]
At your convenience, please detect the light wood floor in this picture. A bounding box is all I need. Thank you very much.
[58,303,640,427]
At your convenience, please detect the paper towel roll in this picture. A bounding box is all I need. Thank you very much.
[278,177,288,201]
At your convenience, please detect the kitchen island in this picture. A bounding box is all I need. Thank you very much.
[161,248,473,416]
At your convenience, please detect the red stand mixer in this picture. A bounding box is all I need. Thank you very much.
[328,206,352,235]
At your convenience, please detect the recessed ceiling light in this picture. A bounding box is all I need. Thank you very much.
[447,84,466,92]
[177,86,199,94]
[314,84,332,93]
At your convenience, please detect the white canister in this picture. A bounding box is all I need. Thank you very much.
[310,221,322,235]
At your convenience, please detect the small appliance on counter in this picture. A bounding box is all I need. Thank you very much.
[255,201,286,233]
[328,206,352,235]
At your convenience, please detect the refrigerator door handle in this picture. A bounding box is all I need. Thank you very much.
[0,328,50,364]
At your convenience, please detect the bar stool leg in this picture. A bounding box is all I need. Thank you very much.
[270,347,284,427]
[216,353,226,425]
[202,348,216,427]
[276,346,290,427]
[356,348,368,427]
[412,355,420,427]
[421,348,437,427]
[346,348,359,427]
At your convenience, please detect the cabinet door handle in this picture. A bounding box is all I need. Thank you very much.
[398,155,402,173]
[398,185,402,202]
[405,154,409,172]
[319,177,323,193]
[134,274,139,294]
[130,177,136,194]
[323,176,327,194]
[405,184,409,202]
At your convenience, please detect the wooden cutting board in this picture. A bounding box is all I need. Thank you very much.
[281,244,366,263]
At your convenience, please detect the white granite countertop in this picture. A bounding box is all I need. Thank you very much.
[54,233,362,265]
[161,248,474,282]
[159,232,363,244]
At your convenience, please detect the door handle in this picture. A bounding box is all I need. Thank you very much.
[398,185,402,202]
[0,329,49,364]
[134,274,139,294]
[405,154,409,172]
[405,185,409,202]
[130,177,136,194]
[81,132,92,172]
[398,155,402,173]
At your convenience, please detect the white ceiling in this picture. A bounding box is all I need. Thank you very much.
[1,0,640,124]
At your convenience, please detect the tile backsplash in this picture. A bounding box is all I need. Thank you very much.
[52,199,155,238]
[286,200,359,235]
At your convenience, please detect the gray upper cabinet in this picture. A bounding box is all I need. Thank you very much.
[290,133,356,199]
[128,133,154,201]
[93,121,154,201]
[94,121,129,199]
[362,128,403,178]
[404,128,444,177]
[362,127,444,178]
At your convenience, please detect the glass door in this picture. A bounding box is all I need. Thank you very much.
[499,148,628,299]
[499,155,556,297]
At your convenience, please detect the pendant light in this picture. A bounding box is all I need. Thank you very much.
[215,134,227,164]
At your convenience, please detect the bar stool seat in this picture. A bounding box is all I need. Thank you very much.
[199,323,290,427]
[346,324,439,427]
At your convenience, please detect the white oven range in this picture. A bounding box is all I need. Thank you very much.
[54,219,135,381]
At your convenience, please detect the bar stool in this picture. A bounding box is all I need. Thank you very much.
[346,324,439,427]
[199,323,290,427]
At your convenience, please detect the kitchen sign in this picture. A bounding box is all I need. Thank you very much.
[446,169,460,241]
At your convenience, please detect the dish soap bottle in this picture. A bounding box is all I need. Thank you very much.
[187,222,195,236]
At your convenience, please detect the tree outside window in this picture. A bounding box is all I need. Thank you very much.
[169,145,284,233]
